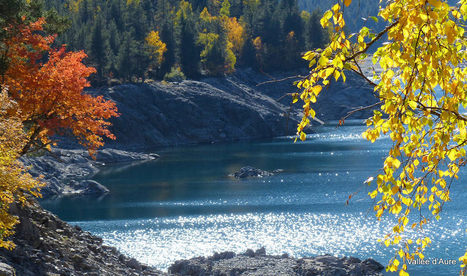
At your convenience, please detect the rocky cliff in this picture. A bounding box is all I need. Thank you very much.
[21,149,159,198]
[98,72,300,150]
[99,68,376,150]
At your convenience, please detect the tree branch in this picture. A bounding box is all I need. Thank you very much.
[339,101,383,124]
[256,75,305,86]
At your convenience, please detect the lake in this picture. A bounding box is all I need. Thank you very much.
[41,121,467,275]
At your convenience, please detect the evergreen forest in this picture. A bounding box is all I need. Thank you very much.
[39,0,330,85]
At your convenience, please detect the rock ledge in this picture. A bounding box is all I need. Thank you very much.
[169,248,384,276]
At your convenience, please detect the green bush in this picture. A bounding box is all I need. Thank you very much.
[163,66,186,82]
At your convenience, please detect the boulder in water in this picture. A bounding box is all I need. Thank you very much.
[230,166,275,179]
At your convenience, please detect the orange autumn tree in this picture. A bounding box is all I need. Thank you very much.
[2,18,119,156]
[0,17,118,248]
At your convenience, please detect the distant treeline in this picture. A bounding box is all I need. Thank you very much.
[42,0,329,84]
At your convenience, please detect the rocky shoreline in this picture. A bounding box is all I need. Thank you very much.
[170,248,384,276]
[0,201,384,276]
[0,201,164,276]
[21,148,159,198]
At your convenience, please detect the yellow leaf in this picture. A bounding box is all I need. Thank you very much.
[310,108,316,118]
[312,85,322,96]
[344,0,351,7]
[447,150,458,161]
[399,270,409,276]
[384,239,391,247]
[393,158,401,169]
[391,185,399,195]
[427,0,442,8]
[408,100,417,110]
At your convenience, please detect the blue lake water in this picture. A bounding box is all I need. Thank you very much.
[41,121,467,275]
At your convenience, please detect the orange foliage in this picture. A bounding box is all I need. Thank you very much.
[3,18,118,156]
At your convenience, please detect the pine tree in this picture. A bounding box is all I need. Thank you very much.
[175,1,201,78]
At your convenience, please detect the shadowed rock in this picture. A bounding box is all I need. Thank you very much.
[0,201,165,276]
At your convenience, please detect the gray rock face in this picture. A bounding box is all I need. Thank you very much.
[0,262,15,276]
[169,248,384,276]
[250,68,378,122]
[21,148,158,198]
[0,201,164,276]
[97,76,301,150]
[96,69,375,150]
[230,166,275,178]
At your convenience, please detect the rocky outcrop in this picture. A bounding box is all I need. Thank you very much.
[97,77,301,150]
[95,68,376,150]
[169,248,384,276]
[249,68,378,122]
[230,166,280,179]
[21,149,159,198]
[0,201,165,276]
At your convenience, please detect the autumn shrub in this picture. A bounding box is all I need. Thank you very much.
[163,66,186,82]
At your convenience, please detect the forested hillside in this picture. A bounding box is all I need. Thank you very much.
[41,0,329,84]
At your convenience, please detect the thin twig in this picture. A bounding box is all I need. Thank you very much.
[340,101,383,123]
[256,75,305,86]
[276,92,296,102]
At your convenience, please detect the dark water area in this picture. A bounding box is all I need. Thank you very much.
[41,121,467,275]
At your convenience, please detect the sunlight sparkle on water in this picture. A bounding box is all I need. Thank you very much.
[74,211,466,273]
[76,212,395,270]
